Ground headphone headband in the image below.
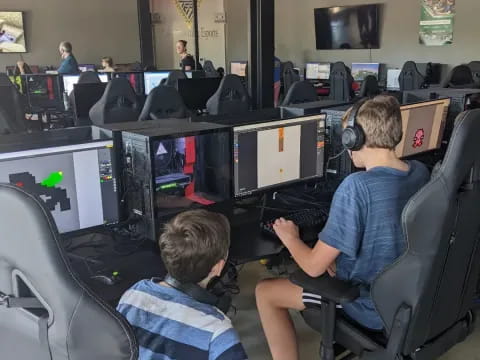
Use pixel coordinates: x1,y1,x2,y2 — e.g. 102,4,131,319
347,98,369,128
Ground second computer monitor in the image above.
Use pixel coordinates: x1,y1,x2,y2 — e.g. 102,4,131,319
233,115,326,197
230,61,248,77
144,71,171,95
351,63,380,81
305,62,331,81
62,73,109,94
396,98,451,158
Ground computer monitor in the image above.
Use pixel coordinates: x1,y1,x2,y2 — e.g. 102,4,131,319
351,63,380,81
230,61,248,77
305,62,331,81
233,115,326,197
185,71,193,79
387,69,402,91
0,140,120,234
62,74,109,94
112,72,145,95
396,98,451,158
23,74,63,110
79,64,96,72
144,71,170,95
178,78,222,111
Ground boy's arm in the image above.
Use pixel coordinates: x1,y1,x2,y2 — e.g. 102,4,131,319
274,219,340,277
209,327,248,360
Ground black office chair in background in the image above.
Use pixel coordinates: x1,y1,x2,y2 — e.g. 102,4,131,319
442,64,476,88
282,81,318,106
0,184,138,360
290,109,480,360
282,61,301,96
398,61,425,92
358,75,380,98
161,70,187,88
139,86,189,120
329,62,354,102
78,71,102,84
89,77,140,125
206,74,250,116
467,61,480,87
0,73,28,134
203,60,219,78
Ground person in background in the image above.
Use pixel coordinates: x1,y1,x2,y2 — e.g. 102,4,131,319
15,60,32,75
274,56,282,107
57,41,79,74
176,40,202,71
100,56,115,72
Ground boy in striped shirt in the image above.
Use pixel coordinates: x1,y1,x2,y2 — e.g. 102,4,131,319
117,210,248,360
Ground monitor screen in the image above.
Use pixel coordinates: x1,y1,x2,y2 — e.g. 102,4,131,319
0,141,120,234
24,75,63,109
152,131,231,218
396,99,451,158
387,69,401,90
0,12,26,53
185,71,193,79
314,5,380,50
144,71,170,95
351,63,380,81
305,62,331,80
79,64,96,72
230,62,248,77
63,74,109,94
233,115,326,197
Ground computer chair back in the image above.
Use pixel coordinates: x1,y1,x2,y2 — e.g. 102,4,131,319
467,61,480,87
442,64,476,89
139,85,189,120
161,70,187,88
398,61,425,92
282,80,318,106
0,184,138,360
89,77,140,125
329,61,354,102
291,109,480,360
206,74,250,116
0,73,28,134
358,75,380,98
78,71,102,84
282,61,300,95
203,60,219,78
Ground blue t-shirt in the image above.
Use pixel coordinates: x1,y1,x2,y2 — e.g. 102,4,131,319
319,161,430,330
117,279,248,360
57,54,79,74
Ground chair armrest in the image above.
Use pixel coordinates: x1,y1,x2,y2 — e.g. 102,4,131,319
289,270,360,305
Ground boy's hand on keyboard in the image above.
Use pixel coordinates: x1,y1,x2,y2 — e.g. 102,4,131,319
273,218,300,246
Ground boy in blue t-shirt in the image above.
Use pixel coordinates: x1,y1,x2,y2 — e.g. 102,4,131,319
256,96,430,360
117,210,248,360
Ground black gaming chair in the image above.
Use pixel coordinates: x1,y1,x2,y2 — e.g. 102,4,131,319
161,70,187,88
0,184,138,360
282,61,301,96
357,75,380,98
139,85,189,120
0,73,28,134
442,64,476,89
398,61,425,92
282,81,318,106
329,62,354,102
206,74,250,116
467,61,480,87
203,60,219,78
89,78,140,125
290,109,480,360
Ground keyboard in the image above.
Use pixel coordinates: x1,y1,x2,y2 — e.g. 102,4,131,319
260,209,328,242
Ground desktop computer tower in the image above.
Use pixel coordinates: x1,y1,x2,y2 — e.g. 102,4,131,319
280,100,351,119
121,123,231,241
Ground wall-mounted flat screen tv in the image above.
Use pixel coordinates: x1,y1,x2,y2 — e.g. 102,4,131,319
314,5,380,50
0,12,26,53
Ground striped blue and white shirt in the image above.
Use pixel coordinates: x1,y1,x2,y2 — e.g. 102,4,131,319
117,279,248,360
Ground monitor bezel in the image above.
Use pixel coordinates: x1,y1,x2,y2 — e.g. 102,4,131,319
305,62,331,81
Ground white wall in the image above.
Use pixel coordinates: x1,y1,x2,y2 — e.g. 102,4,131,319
275,0,480,72
0,0,140,72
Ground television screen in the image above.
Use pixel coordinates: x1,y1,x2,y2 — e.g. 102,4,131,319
0,12,26,53
314,5,380,50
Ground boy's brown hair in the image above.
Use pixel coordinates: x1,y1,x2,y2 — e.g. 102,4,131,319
343,95,403,150
159,210,230,284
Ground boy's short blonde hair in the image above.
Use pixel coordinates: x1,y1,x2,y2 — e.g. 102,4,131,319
343,95,403,150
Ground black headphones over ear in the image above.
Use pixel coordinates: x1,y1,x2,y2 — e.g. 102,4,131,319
164,274,232,314
342,98,368,151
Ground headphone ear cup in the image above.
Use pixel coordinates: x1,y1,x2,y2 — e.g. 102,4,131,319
342,126,365,151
